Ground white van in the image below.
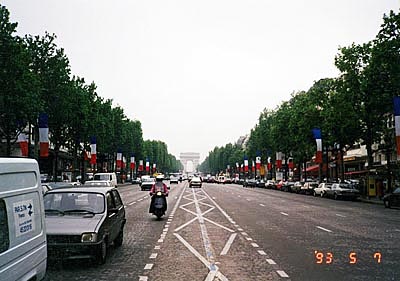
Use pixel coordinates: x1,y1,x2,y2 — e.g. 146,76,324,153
0,158,47,281
93,172,118,187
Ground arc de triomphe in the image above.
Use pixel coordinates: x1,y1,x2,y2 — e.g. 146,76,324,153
180,152,200,173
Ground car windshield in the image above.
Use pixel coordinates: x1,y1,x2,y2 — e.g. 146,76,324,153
94,174,110,181
44,192,105,214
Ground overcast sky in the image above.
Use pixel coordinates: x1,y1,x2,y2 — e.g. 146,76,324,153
4,0,400,161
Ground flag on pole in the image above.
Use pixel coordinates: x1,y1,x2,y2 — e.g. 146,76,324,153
267,157,272,170
240,164,243,173
152,163,156,173
90,136,97,165
39,113,49,157
256,156,261,171
312,128,323,163
146,158,150,172
394,97,400,156
251,160,255,172
122,156,126,169
276,152,282,169
130,155,136,170
17,132,29,157
244,157,249,172
116,149,122,169
288,158,294,170
139,160,143,171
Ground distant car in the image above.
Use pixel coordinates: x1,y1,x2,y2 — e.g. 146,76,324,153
84,180,112,187
301,182,319,195
170,175,179,184
189,176,202,188
41,173,51,183
44,186,126,264
265,180,276,189
141,177,155,191
314,183,332,197
131,177,141,184
94,173,117,187
47,182,81,190
383,187,400,208
292,181,304,193
282,181,295,192
243,178,257,187
276,180,285,190
326,183,360,200
257,179,265,188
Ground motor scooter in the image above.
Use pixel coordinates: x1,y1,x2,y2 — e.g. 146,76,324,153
151,191,167,219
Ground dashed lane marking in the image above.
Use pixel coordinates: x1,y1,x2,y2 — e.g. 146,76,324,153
258,250,267,256
259,204,265,207
144,264,153,270
316,226,333,233
251,243,259,248
245,237,253,241
154,245,161,250
280,212,289,216
139,276,148,281
150,253,158,259
277,270,289,278
266,259,276,265
129,202,136,205
335,214,346,218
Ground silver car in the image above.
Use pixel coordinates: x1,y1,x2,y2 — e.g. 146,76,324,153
326,183,360,200
44,187,126,264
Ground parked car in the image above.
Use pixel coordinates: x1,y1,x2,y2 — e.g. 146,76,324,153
140,177,155,191
0,158,47,281
292,181,304,193
265,180,276,189
44,186,126,264
243,178,258,187
314,183,333,197
282,181,295,192
326,183,360,200
276,180,285,190
383,187,400,208
257,179,266,188
131,177,141,184
301,182,319,195
189,176,202,188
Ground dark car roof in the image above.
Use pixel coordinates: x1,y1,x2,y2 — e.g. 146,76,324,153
45,186,116,195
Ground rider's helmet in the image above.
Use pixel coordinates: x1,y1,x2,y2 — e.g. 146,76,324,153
156,174,164,182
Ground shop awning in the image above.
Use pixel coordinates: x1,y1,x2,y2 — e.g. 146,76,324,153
344,170,368,175
304,165,319,172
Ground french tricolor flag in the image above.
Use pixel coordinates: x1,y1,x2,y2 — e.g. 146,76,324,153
313,128,322,163
116,149,123,169
146,158,150,172
39,113,49,157
276,152,282,169
153,163,156,173
130,155,135,170
394,97,400,157
256,156,261,171
267,157,272,170
139,160,143,171
251,160,255,172
18,132,29,157
90,136,97,165
244,157,249,172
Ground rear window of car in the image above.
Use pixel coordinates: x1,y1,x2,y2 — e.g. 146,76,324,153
0,199,10,253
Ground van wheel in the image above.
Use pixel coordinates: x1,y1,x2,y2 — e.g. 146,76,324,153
96,239,107,265
334,193,338,200
114,229,123,247
313,191,317,197
384,200,391,208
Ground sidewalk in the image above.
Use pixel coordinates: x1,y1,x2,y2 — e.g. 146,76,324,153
359,196,384,205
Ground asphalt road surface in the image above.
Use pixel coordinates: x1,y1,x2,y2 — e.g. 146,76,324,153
45,181,400,281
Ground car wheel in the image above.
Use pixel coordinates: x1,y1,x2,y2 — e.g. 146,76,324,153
384,200,391,208
114,229,124,247
313,191,317,197
334,193,338,200
96,239,107,265
320,191,324,198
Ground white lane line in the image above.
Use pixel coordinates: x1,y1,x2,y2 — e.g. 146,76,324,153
203,218,235,232
129,202,136,205
259,204,265,207
174,217,197,232
144,264,153,270
395,229,400,232
124,205,127,208
266,259,276,265
158,239,164,243
150,253,158,259
241,232,248,236
220,233,238,255
246,198,251,201
238,195,241,197
335,214,346,218
139,276,148,281
277,270,289,278
280,212,289,216
316,226,333,233
154,245,161,250
251,243,259,248
238,228,243,231
138,198,143,202
212,197,216,199
175,196,178,199
258,250,267,256
245,237,253,241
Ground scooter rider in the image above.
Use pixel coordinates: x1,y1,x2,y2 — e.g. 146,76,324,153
149,174,169,213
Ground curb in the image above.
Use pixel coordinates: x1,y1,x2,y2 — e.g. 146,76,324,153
359,197,384,205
